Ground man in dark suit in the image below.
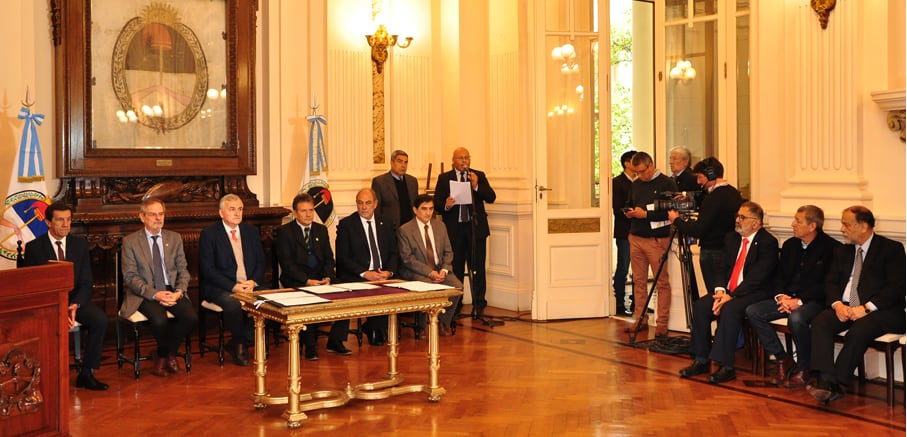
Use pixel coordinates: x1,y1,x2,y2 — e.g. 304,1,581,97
275,192,342,359
398,194,463,338
433,147,496,322
679,201,778,384
24,202,108,390
807,206,906,404
745,205,841,387
668,146,699,192
335,188,400,346
372,149,419,229
198,194,266,366
121,198,197,377
612,150,636,316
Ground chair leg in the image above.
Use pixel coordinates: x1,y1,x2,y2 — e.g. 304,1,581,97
217,314,225,367
885,344,895,407
116,319,125,369
132,323,141,379
198,305,208,358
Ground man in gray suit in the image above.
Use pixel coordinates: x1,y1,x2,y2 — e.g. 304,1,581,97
121,198,197,377
372,149,419,229
397,194,462,337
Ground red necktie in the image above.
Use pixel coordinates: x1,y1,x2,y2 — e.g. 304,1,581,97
728,237,748,292
230,229,238,241
55,240,65,261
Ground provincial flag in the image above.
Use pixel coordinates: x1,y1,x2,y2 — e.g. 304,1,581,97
299,110,336,226
1,106,50,265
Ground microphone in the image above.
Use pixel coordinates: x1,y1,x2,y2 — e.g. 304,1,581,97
464,166,470,177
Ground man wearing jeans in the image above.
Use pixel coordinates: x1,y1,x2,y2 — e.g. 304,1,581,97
611,150,636,315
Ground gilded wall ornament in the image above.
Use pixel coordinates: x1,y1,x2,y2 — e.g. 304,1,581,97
810,0,836,30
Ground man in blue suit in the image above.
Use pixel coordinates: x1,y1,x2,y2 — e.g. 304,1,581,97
198,194,266,366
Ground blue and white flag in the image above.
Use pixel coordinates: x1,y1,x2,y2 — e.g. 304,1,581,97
299,111,336,226
1,106,50,265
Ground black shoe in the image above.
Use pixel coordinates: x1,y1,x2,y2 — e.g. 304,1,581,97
807,380,845,404
365,327,385,346
226,343,249,367
450,321,457,335
304,350,320,361
708,366,736,384
326,341,352,355
615,306,631,316
679,360,710,378
76,372,109,391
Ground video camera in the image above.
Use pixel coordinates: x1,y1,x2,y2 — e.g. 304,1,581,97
652,191,699,213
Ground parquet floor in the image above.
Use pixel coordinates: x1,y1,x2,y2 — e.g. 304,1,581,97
69,309,905,436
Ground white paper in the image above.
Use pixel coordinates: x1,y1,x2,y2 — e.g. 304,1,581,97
298,285,348,294
384,281,455,292
449,180,473,205
333,282,379,291
262,292,331,306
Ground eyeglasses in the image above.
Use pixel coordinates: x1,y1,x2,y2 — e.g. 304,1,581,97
633,164,650,173
736,214,758,221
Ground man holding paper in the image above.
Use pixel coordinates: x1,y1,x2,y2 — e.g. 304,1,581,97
433,147,497,325
275,192,344,359
398,194,463,338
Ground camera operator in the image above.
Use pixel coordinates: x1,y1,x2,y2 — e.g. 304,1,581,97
623,151,677,337
667,157,743,296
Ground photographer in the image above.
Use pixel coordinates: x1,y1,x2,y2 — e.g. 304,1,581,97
667,157,742,295
624,152,677,337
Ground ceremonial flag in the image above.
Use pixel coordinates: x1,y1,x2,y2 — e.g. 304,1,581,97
299,110,336,226
1,106,50,266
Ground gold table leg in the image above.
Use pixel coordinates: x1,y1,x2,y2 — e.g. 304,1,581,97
426,308,446,401
281,325,307,428
251,315,269,408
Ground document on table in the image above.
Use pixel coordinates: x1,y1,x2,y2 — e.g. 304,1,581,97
332,282,379,291
261,291,331,307
449,180,473,205
298,284,349,294
384,281,455,292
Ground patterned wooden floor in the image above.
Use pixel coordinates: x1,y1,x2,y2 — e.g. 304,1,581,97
69,310,905,436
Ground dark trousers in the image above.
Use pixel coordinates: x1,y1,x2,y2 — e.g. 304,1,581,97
698,247,724,296
451,222,488,314
689,292,764,367
207,291,253,345
75,301,108,370
302,321,349,349
138,298,198,357
613,238,631,310
810,308,905,384
745,299,824,367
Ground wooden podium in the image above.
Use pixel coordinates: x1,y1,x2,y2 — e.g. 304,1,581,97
0,263,73,436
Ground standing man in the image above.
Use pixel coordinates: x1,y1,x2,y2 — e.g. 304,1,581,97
624,151,677,337
745,205,840,387
372,149,419,229
335,188,400,346
24,202,108,390
668,158,743,296
668,146,699,192
612,150,636,316
397,194,463,338
807,206,906,404
275,192,342,359
679,201,778,384
121,198,197,377
198,194,266,366
433,147,497,322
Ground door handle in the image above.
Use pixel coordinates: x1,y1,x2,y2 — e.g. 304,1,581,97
537,185,553,199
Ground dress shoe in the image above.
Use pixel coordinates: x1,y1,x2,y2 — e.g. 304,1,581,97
76,372,109,391
770,356,795,385
679,360,710,378
165,355,180,374
304,349,320,361
708,366,736,384
151,356,169,377
783,368,807,388
439,324,453,337
326,341,352,356
807,380,845,404
226,343,250,367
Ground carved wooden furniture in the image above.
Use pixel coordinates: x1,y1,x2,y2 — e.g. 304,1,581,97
0,263,73,436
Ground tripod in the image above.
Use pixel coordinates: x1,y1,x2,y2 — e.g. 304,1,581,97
627,222,698,345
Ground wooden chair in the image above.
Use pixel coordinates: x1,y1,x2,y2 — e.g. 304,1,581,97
198,300,226,366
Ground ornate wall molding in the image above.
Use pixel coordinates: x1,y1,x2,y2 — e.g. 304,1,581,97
871,89,906,143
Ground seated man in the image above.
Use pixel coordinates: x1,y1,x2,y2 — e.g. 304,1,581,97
745,205,840,387
807,206,906,404
121,198,197,377
198,194,266,366
397,194,463,338
275,193,342,359
679,201,778,384
24,202,109,390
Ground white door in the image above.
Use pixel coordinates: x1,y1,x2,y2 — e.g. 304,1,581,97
532,0,656,321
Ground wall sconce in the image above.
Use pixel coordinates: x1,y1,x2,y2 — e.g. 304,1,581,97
669,60,696,82
551,43,578,74
366,24,412,74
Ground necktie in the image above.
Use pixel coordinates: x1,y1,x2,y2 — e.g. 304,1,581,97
303,227,311,252
151,235,166,291
229,229,247,282
459,172,470,222
728,237,748,292
55,240,65,261
847,247,863,306
367,220,381,270
424,224,436,268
